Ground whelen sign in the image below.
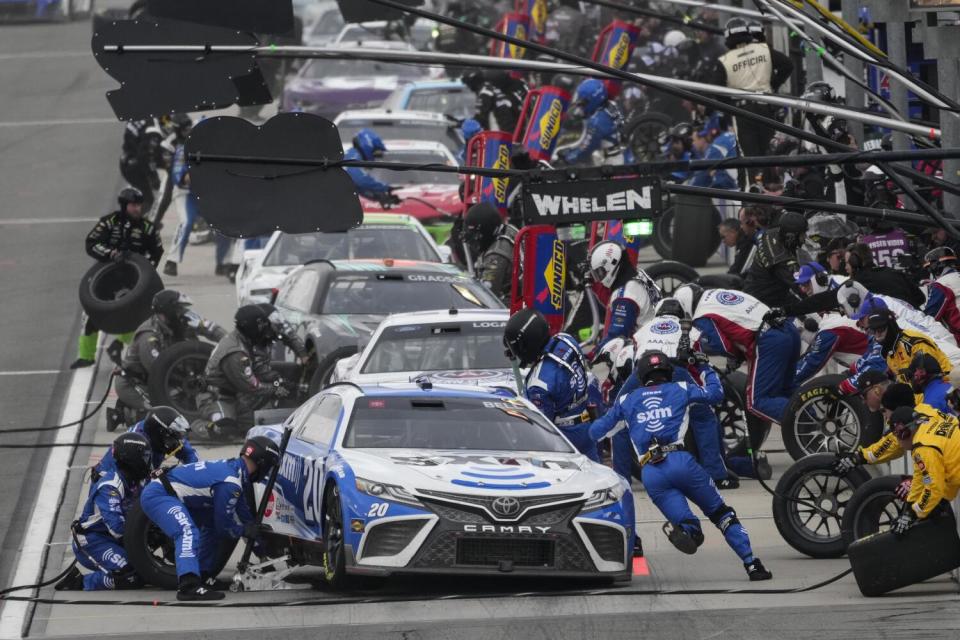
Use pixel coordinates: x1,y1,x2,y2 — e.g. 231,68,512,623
522,176,661,224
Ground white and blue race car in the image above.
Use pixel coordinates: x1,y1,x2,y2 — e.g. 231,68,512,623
249,383,635,587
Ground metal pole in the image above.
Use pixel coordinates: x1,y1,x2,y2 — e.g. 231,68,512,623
885,21,911,152
840,0,865,143
941,56,960,217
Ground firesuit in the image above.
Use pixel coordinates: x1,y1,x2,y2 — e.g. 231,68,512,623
600,269,661,347
587,363,762,567
924,266,960,344
139,458,255,579
558,79,626,166
682,288,801,423
94,418,199,479
344,129,394,202
615,315,730,483
795,313,867,384
119,119,163,214
525,333,602,461
71,470,144,591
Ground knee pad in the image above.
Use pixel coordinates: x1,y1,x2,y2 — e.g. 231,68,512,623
707,504,740,534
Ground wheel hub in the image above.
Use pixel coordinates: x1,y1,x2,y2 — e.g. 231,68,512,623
817,492,838,516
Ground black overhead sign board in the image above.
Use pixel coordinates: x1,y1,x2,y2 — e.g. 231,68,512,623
521,176,662,225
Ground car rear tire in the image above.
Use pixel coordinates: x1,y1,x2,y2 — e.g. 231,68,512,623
642,260,699,296
147,341,214,422
781,374,880,461
840,475,904,548
78,253,164,334
772,453,873,558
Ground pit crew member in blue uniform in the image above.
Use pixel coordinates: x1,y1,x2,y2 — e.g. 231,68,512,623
56,433,154,591
503,309,601,461
139,436,280,601
588,350,773,580
94,406,198,481
557,79,626,166
344,129,398,205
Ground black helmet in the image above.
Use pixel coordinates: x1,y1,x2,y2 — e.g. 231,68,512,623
118,186,144,210
777,211,808,251
112,432,153,482
888,406,921,438
655,298,685,319
142,406,190,458
881,382,916,412
908,352,943,391
724,17,757,48
662,121,693,143
924,246,957,278
801,81,838,104
503,308,551,368
463,202,503,255
241,435,282,483
235,304,277,345
634,350,673,386
152,289,193,330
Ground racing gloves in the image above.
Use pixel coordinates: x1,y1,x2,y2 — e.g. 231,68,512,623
832,450,865,476
891,508,917,536
894,476,912,501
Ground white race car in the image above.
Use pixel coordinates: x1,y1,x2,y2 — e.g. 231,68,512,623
331,309,519,393
235,213,449,305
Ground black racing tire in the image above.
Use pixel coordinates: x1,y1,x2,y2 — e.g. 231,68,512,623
147,341,214,421
642,260,699,296
718,370,748,456
322,483,349,589
624,112,672,163
78,253,164,334
696,274,744,290
652,195,722,267
309,345,360,395
781,374,881,461
840,475,904,548
123,502,234,589
772,453,873,558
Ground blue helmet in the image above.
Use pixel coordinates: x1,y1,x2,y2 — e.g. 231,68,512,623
353,128,386,161
573,79,607,117
461,118,482,142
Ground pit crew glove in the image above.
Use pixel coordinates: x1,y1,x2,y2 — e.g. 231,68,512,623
272,378,291,398
802,317,820,333
892,508,916,537
832,450,865,476
894,477,913,501
378,191,401,207
762,307,786,328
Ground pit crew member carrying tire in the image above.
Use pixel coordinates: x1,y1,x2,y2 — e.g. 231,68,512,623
109,290,226,431
503,308,602,461
71,187,163,370
587,350,773,581
138,436,279,601
197,303,307,438
55,433,154,592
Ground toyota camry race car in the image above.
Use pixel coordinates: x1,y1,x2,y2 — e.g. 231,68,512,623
330,308,518,392
250,383,635,586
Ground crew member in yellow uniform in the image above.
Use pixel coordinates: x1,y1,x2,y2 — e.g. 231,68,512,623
859,303,952,386
888,405,960,534
833,382,918,480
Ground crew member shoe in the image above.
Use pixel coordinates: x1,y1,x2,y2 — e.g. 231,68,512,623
754,453,773,481
105,407,123,433
54,566,84,591
662,522,699,555
745,559,773,581
202,575,233,591
716,474,740,490
177,575,225,601
163,260,178,277
69,358,95,370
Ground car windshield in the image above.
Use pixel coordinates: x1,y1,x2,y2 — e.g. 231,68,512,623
308,10,344,38
301,58,425,80
361,321,511,373
368,150,459,186
263,227,438,266
405,88,475,120
321,273,501,314
337,120,462,154
343,396,574,452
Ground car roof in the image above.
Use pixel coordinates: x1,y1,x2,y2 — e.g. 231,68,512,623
377,308,509,326
334,109,450,124
353,382,512,400
303,259,464,275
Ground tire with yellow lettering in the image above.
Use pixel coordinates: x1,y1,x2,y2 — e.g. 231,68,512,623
781,374,880,461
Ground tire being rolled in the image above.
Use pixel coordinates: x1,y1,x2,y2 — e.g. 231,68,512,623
840,475,904,548
78,254,163,334
147,341,214,422
772,453,872,558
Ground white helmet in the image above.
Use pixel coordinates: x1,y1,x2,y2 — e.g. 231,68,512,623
589,241,623,288
673,283,703,319
837,280,869,318
663,30,688,49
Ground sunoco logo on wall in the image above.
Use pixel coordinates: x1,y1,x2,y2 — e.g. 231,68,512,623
522,176,661,225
